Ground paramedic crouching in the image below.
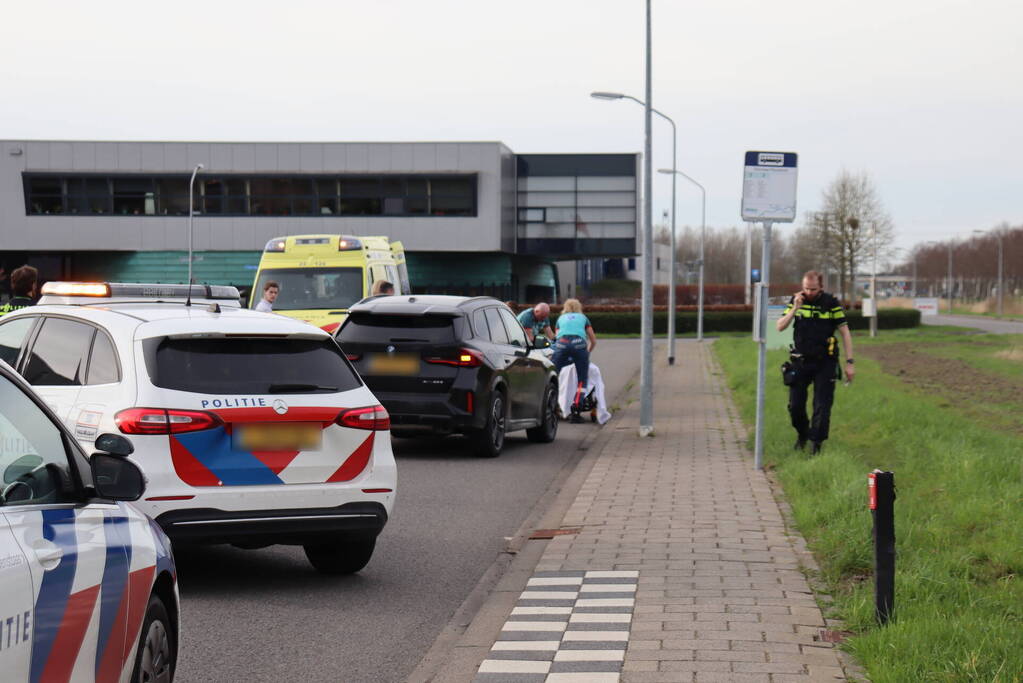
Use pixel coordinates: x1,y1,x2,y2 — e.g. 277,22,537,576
776,270,855,455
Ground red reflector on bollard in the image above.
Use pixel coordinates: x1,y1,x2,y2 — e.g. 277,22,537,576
868,471,877,510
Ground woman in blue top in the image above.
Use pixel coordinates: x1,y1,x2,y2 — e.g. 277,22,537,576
552,299,597,411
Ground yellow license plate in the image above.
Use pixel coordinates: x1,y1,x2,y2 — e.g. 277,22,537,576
234,423,322,451
368,353,419,375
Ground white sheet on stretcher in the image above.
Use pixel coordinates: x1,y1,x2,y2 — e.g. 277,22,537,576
557,362,612,425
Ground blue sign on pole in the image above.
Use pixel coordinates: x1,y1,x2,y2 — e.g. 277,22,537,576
750,268,761,283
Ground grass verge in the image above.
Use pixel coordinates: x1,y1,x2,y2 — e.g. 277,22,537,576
713,329,1023,682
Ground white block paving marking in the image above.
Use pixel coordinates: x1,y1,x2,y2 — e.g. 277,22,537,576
574,598,634,607
578,584,636,592
492,641,562,651
478,660,551,674
519,591,579,600
474,571,638,682
527,577,584,586
501,621,568,632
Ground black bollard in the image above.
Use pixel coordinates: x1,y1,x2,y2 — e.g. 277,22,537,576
869,470,896,624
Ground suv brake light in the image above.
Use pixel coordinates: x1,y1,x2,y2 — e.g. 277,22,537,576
116,408,223,435
336,405,390,431
424,348,484,368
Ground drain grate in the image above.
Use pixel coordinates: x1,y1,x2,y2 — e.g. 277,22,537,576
529,528,582,540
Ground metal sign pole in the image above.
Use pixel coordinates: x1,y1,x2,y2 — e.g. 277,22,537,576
754,221,772,470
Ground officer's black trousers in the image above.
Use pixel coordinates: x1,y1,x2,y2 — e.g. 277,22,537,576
788,358,837,444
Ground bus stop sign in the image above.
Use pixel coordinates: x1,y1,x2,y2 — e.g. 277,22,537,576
741,152,798,223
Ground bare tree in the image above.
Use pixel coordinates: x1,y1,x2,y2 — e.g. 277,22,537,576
814,171,897,302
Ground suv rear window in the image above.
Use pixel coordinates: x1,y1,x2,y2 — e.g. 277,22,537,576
143,337,361,394
338,313,458,344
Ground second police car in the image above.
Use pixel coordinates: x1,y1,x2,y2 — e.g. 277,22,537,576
0,359,178,683
0,282,397,575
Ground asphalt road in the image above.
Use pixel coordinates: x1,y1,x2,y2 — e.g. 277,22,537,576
922,313,1023,334
173,339,642,683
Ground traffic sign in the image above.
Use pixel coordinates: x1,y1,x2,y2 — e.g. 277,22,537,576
741,151,798,222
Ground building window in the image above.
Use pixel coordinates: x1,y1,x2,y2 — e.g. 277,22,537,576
23,172,478,218
628,258,636,271
518,208,545,223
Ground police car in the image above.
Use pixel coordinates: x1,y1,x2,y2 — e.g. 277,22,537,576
0,359,178,683
0,282,397,575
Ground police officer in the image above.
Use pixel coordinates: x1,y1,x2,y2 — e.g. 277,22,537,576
776,270,855,455
0,265,38,317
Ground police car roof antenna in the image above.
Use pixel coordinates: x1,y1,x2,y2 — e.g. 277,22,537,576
186,163,205,308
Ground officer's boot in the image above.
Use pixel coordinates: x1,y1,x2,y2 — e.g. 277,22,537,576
811,441,822,456
793,434,808,451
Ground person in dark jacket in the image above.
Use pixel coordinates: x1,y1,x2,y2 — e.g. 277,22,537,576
776,270,855,455
0,265,38,317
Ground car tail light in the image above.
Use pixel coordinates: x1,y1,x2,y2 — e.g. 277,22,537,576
466,391,474,414
336,405,390,431
424,348,484,368
116,408,223,435
345,352,362,361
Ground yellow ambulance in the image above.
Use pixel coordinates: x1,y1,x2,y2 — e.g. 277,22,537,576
250,234,409,332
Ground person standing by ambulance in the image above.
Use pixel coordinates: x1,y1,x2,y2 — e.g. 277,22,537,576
776,270,855,455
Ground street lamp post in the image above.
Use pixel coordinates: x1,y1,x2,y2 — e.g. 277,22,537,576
187,163,205,292
869,221,878,338
591,90,678,364
974,229,1005,317
659,169,706,341
947,240,954,314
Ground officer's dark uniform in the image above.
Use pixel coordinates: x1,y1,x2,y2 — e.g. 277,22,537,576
785,291,846,448
0,296,34,317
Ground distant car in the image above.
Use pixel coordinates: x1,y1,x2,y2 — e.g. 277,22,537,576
0,359,178,683
0,282,397,575
335,295,559,457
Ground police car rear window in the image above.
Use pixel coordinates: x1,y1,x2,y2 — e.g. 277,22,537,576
143,337,362,394
337,313,458,344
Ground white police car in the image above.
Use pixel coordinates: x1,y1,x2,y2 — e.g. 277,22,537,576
0,359,178,683
0,282,397,575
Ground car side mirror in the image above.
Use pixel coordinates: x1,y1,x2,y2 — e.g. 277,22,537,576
95,433,134,457
531,337,551,350
90,454,146,501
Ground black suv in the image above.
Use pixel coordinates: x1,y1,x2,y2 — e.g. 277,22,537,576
335,295,559,457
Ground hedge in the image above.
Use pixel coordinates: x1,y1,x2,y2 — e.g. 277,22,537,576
561,308,921,335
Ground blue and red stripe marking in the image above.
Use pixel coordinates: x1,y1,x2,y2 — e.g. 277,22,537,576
94,513,132,681
170,407,375,486
29,508,82,683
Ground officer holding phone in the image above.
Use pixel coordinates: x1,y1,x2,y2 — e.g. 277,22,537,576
776,270,855,455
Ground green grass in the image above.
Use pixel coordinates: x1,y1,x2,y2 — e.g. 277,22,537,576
599,330,750,339
950,305,1023,322
713,330,1023,682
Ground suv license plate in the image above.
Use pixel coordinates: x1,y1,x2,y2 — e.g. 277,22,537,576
368,353,419,375
234,423,322,451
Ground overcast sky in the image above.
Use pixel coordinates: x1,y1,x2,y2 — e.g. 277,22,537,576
3,0,1020,254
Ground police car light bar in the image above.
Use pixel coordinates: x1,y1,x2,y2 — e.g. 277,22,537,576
264,238,286,252
338,237,362,251
41,282,111,297
40,282,241,304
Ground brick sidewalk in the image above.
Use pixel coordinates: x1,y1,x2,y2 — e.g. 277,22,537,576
471,340,852,683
